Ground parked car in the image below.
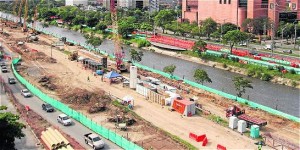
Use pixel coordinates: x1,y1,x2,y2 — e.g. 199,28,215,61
57,114,72,126
42,103,54,112
283,49,292,54
0,62,6,67
21,89,32,97
84,133,105,149
8,77,16,84
1,66,8,73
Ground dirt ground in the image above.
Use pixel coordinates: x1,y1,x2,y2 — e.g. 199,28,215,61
2,26,299,149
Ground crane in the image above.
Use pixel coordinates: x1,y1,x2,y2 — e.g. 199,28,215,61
22,0,28,32
110,0,126,71
17,0,25,25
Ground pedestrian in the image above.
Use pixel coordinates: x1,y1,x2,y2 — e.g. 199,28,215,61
87,76,90,82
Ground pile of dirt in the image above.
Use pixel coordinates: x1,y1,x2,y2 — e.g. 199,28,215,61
28,52,57,63
38,76,57,91
60,88,111,112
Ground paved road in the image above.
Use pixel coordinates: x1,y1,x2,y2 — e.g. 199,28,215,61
0,84,42,150
0,59,121,150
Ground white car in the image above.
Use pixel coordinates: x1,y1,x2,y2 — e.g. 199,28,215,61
21,89,32,97
57,114,72,126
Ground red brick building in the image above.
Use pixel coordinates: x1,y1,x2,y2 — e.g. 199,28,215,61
182,0,299,29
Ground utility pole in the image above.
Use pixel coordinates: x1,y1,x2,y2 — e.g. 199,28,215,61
294,22,297,49
271,1,277,56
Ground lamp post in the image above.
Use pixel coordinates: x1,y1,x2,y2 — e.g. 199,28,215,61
281,26,287,46
294,21,298,49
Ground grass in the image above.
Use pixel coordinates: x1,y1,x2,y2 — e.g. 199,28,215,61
111,100,197,150
63,50,71,55
206,114,228,127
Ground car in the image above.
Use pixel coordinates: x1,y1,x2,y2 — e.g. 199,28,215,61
8,77,16,84
57,114,72,126
21,89,32,97
1,66,8,73
42,103,54,112
84,133,105,149
283,49,292,54
0,62,6,67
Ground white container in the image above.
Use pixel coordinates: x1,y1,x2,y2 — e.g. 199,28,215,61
238,120,247,133
229,116,238,129
130,66,137,89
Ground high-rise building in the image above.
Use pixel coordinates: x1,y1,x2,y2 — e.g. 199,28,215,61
182,0,299,29
65,0,88,6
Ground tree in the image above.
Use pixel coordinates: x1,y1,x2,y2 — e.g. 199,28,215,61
140,22,153,32
200,17,217,39
0,105,25,149
192,39,207,57
95,21,107,31
232,76,253,97
223,30,248,54
118,17,135,38
163,65,176,77
85,32,102,49
220,23,237,35
154,9,176,33
129,49,144,62
194,69,212,85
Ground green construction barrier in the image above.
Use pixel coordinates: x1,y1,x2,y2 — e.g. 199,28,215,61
11,58,143,150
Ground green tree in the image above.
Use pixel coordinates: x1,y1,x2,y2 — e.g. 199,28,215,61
220,23,237,35
200,17,217,39
154,9,176,33
140,22,153,32
95,21,107,31
223,30,248,54
163,65,176,77
118,17,135,38
0,105,25,149
192,39,207,57
129,49,144,62
194,69,212,85
232,76,253,97
85,33,102,49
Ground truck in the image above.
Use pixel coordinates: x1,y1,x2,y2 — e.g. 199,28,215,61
84,133,105,150
226,105,267,127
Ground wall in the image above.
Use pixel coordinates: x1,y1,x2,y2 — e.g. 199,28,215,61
247,0,268,19
197,0,241,26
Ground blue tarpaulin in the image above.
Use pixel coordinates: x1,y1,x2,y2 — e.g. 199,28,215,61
105,71,122,79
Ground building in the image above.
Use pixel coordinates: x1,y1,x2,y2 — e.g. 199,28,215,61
102,0,156,10
65,0,88,6
182,0,299,29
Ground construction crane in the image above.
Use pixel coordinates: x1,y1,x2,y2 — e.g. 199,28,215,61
22,0,28,32
17,0,25,25
110,0,126,72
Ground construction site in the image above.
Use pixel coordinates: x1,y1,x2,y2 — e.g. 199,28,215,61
0,0,299,150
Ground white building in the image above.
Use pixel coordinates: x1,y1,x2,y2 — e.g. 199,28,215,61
102,0,158,10
65,0,88,6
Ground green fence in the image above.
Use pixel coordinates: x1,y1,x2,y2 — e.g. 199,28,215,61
34,27,300,122
11,58,143,150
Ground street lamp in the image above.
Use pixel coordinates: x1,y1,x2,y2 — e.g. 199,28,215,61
281,26,287,46
293,21,298,49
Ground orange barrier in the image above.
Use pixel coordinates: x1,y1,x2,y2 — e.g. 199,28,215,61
202,137,208,146
217,144,227,150
25,105,30,111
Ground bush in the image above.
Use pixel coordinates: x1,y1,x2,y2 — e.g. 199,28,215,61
291,81,298,87
261,73,272,81
289,69,296,74
277,66,285,72
267,65,274,70
49,20,57,26
247,69,256,77
222,63,227,68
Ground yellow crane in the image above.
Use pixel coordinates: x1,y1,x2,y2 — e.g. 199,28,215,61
17,0,25,25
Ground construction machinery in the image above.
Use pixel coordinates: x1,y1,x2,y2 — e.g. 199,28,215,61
226,105,267,127
110,0,127,72
21,0,28,32
68,51,78,61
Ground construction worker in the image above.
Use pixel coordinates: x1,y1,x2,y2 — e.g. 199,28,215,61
87,76,90,82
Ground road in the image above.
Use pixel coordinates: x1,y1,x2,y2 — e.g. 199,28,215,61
0,82,42,150
0,58,121,149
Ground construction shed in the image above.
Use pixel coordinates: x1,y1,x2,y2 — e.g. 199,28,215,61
172,99,196,116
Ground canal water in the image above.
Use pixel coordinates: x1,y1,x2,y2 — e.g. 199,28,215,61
1,12,299,117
